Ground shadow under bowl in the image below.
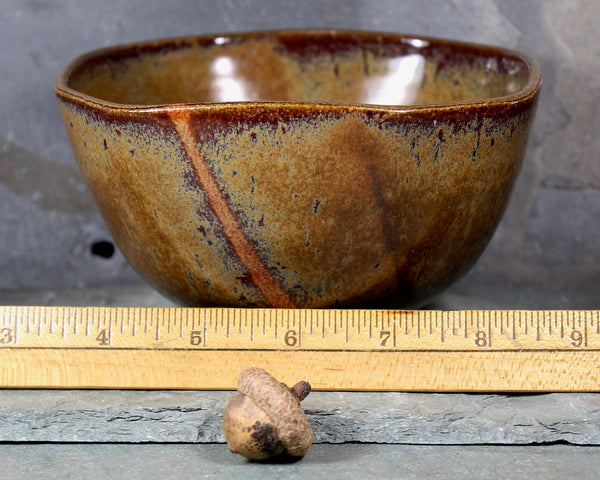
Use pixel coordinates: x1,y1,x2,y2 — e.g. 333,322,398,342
55,30,542,308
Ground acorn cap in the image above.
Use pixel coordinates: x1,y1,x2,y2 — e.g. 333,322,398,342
237,367,313,457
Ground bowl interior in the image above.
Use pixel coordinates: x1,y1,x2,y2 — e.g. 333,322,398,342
65,31,531,107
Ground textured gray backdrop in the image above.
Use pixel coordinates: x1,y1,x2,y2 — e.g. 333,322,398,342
1,0,598,307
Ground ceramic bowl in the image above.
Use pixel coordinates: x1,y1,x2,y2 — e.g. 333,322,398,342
56,30,541,308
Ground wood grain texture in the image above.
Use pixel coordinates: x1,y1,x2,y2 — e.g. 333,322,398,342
2,349,600,391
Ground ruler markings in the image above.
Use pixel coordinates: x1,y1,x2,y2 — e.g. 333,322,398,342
1,307,599,390
512,313,516,341
154,310,159,342
106,308,112,346
6,346,600,353
48,307,54,335
199,310,208,347
33,307,39,337
333,310,337,335
73,307,83,337
132,309,137,337
249,309,254,342
298,309,302,348
41,307,46,334
12,307,18,346
529,313,533,331
488,311,492,348
84,308,89,338
119,309,125,335
345,310,349,343
8,307,14,345
180,308,187,332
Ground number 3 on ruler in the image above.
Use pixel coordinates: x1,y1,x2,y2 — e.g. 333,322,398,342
0,328,13,344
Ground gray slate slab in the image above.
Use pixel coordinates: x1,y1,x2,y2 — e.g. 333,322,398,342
2,390,600,445
3,443,600,480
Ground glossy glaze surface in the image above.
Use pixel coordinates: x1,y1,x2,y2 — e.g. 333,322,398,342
56,31,541,308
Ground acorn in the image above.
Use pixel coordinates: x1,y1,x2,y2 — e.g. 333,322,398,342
222,367,313,460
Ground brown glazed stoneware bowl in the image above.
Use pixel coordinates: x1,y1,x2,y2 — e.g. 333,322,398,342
56,30,541,308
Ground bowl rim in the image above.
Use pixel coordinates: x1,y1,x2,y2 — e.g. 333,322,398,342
55,29,542,114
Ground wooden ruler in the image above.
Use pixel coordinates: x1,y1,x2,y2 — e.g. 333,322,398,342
0,306,599,391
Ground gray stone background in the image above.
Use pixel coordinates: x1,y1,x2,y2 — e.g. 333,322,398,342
0,0,598,308
1,2,599,476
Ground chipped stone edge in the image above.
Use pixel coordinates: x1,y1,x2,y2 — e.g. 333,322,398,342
1,391,599,445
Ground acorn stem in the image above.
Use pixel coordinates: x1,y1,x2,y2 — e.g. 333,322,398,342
290,380,311,401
